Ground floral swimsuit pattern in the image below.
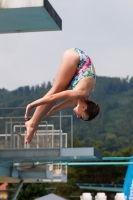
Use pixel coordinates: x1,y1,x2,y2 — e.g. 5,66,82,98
71,48,96,90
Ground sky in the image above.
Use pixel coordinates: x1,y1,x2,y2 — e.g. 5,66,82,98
0,0,133,91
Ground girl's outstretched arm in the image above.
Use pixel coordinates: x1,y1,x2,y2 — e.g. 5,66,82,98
42,99,77,120
24,89,85,120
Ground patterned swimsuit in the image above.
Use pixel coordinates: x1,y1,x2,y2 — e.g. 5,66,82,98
71,48,96,91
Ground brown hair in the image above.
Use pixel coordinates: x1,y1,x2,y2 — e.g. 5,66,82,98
84,100,100,121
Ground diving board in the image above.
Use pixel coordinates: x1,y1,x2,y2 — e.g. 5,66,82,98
0,0,62,34
75,183,123,193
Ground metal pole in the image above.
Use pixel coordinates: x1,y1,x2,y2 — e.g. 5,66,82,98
10,117,13,149
45,121,48,148
19,122,22,149
59,111,62,149
103,157,132,160
52,125,54,148
37,131,39,148
11,180,24,200
41,121,48,148
71,116,73,148
56,162,133,166
5,122,8,148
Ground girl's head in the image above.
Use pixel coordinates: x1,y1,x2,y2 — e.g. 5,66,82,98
73,99,100,121
84,99,100,121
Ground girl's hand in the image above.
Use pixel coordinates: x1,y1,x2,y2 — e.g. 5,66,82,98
24,104,32,121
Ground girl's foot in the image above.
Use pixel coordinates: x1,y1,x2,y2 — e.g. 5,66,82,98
25,120,36,144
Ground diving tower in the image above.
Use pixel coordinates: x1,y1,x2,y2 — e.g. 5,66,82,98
0,115,102,185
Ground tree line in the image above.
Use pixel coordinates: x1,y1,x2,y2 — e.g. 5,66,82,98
1,76,132,151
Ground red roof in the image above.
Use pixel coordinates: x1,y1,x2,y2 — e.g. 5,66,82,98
0,183,8,190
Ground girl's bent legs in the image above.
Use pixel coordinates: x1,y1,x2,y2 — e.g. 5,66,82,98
25,49,80,144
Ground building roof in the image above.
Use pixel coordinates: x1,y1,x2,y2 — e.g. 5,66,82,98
35,193,67,200
0,183,8,190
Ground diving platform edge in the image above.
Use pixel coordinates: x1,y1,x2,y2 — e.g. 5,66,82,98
0,147,102,162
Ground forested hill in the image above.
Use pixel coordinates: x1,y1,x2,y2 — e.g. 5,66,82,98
0,76,133,152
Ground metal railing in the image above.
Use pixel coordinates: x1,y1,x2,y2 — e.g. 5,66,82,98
0,109,73,149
